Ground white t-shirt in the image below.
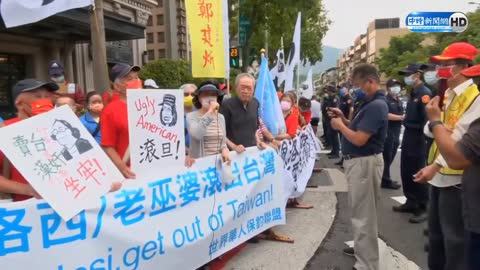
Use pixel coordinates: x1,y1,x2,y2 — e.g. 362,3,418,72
311,100,321,118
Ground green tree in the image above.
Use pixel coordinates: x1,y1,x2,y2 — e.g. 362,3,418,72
237,0,330,70
140,59,206,88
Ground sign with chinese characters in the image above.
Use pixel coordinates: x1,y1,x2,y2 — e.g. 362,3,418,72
0,106,123,221
278,125,322,198
185,0,226,78
0,148,287,270
127,90,185,179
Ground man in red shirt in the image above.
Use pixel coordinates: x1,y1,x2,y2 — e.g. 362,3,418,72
101,63,142,179
0,79,58,201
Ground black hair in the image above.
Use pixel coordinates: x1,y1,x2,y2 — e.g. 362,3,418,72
51,119,81,140
85,91,102,106
298,97,312,110
192,80,222,109
352,63,380,82
454,58,474,67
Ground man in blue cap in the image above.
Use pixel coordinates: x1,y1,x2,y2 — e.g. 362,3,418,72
48,60,85,109
394,64,432,223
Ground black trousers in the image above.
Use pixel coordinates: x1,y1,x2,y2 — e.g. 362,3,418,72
467,231,480,270
400,128,428,206
381,127,401,185
326,122,339,155
428,186,466,270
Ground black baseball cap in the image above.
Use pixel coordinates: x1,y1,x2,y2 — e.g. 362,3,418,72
12,79,59,101
386,78,402,88
109,63,141,82
194,83,223,96
398,64,423,75
419,63,437,71
48,60,64,76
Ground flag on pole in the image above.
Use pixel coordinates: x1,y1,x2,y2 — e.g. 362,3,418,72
284,12,301,92
301,68,314,99
255,56,286,136
270,37,286,87
1,0,94,28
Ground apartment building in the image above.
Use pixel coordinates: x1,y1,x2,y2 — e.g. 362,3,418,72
146,0,190,61
337,18,409,84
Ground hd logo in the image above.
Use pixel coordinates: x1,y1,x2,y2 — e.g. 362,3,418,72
406,12,469,33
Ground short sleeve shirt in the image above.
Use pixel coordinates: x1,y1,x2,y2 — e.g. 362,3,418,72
100,99,129,159
219,97,259,147
341,91,389,156
456,118,480,233
386,93,404,129
404,84,432,130
339,95,353,117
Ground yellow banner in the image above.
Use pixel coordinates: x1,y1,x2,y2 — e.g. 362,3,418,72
185,0,226,78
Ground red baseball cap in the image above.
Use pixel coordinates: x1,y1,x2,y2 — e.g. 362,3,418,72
430,42,478,62
460,65,480,78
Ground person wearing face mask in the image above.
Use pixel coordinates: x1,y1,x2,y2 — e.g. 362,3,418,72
101,63,141,179
0,79,57,201
277,92,300,139
413,42,479,270
421,63,440,96
335,84,354,166
80,91,104,144
394,63,432,223
381,79,404,190
48,60,85,110
325,84,341,159
352,87,366,120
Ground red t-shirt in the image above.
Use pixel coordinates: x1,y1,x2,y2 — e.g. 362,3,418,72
0,117,32,201
301,110,312,123
103,91,120,105
285,108,300,138
101,99,129,159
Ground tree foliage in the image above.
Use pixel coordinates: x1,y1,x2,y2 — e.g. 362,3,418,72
237,0,330,67
139,59,204,88
376,11,480,79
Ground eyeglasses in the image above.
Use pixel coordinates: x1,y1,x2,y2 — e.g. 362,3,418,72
51,126,67,136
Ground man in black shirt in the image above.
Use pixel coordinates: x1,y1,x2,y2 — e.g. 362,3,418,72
381,79,404,189
394,64,432,223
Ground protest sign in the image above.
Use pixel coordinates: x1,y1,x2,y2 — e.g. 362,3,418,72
278,125,321,198
185,0,226,78
127,90,185,179
0,106,124,221
0,147,287,270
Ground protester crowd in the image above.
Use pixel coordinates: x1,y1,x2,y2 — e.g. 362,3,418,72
1,42,480,270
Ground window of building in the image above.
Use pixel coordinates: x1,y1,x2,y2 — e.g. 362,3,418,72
147,33,154,43
147,16,152,26
148,50,154,60
157,32,165,43
158,49,166,58
157,15,164,25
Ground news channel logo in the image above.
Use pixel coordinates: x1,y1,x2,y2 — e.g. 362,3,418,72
406,12,468,33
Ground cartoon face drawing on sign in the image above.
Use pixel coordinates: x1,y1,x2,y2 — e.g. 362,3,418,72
51,119,93,161
159,94,178,127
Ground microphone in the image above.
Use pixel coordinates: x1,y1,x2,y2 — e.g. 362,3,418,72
209,100,219,112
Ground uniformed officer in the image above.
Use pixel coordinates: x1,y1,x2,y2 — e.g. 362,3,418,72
325,84,340,158
381,79,404,189
394,64,432,223
321,91,330,146
335,83,354,165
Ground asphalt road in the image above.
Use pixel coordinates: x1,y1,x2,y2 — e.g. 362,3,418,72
305,151,428,270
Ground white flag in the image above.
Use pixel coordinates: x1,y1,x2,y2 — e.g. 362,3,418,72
284,12,301,92
270,37,286,87
1,0,94,28
301,68,314,99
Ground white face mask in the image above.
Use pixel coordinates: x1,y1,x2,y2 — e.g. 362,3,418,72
200,96,216,108
390,86,401,95
404,75,415,86
424,71,439,85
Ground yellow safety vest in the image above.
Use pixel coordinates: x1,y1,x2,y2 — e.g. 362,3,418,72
428,84,480,175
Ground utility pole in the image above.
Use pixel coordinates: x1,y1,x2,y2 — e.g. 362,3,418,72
90,0,110,94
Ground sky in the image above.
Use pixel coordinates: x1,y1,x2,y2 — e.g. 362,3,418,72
322,0,478,49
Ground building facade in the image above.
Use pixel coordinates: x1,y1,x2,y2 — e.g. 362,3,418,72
0,0,157,119
337,18,410,84
146,0,190,61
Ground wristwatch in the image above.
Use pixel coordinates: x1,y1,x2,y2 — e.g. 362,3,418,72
428,120,443,132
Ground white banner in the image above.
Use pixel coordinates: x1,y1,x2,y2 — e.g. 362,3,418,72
0,106,123,221
1,0,94,28
0,147,287,270
127,90,185,179
278,125,321,198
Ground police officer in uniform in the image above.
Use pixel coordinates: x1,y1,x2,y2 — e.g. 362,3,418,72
394,64,432,223
335,83,353,165
381,79,404,189
321,90,330,146
325,84,340,158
